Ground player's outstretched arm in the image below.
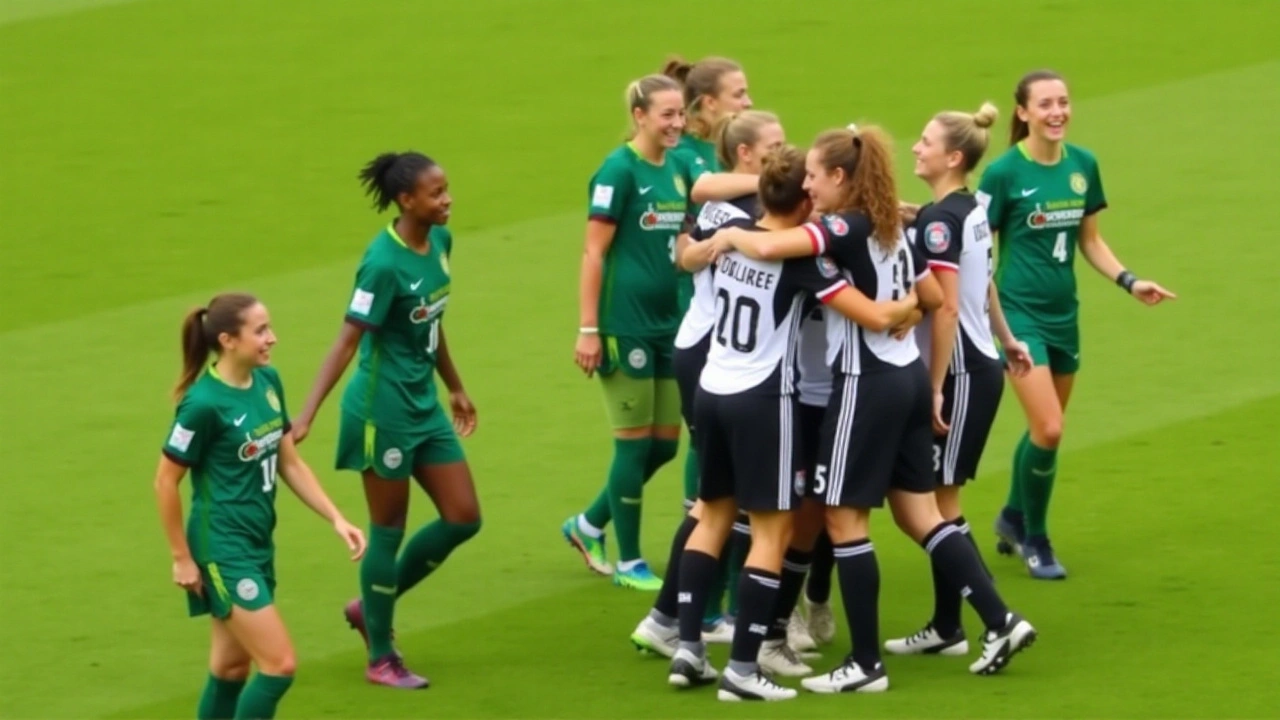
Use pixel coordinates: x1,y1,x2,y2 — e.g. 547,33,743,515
1078,216,1176,305
678,232,718,272
293,323,363,442
690,172,758,204
276,434,366,560
154,456,201,597
711,226,815,261
825,285,919,333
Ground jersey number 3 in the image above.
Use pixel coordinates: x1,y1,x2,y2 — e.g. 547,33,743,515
714,289,761,352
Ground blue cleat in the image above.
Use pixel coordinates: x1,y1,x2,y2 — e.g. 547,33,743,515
1022,537,1067,580
994,514,1025,557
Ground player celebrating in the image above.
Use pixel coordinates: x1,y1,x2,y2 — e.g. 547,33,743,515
981,71,1175,579
883,104,1034,656
155,293,366,720
292,152,483,688
631,109,784,652
712,126,1036,692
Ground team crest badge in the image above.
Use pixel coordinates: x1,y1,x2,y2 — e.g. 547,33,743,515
383,448,403,470
924,222,951,253
628,348,647,370
236,578,259,601
1070,172,1088,195
265,387,281,412
673,175,687,198
816,255,839,279
793,470,806,497
822,214,849,236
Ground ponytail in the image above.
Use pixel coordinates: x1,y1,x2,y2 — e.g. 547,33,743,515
176,307,211,401
812,125,901,250
173,293,261,401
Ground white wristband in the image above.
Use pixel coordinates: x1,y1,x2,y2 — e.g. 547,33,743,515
579,326,599,335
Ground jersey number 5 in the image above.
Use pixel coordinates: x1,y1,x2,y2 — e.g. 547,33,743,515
260,455,278,493
714,289,761,352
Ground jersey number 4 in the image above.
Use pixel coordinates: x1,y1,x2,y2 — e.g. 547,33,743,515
1052,231,1069,263
259,455,278,493
714,289,761,352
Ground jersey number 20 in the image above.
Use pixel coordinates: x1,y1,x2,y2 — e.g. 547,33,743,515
714,289,760,352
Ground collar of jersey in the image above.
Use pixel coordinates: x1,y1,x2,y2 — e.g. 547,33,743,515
1016,140,1068,166
207,362,253,390
626,141,665,167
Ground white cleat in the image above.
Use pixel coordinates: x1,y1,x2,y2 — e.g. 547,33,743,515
702,618,734,644
787,609,819,652
758,638,813,677
970,613,1037,675
630,616,678,658
717,668,798,702
801,658,890,694
668,648,718,688
805,599,836,645
884,624,970,656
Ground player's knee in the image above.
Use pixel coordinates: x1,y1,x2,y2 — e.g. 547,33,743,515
210,661,251,683
445,517,482,542
648,437,679,467
258,647,297,677
1030,418,1064,448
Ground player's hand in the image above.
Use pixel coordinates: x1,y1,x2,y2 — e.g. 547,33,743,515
1003,340,1034,378
932,388,950,435
575,333,603,378
709,226,744,254
890,309,924,340
291,414,312,444
899,201,921,224
450,390,478,437
1130,279,1176,306
332,517,367,561
173,556,202,597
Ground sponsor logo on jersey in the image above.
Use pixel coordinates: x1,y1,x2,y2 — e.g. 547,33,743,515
628,348,647,369
924,221,951,252
822,214,849,236
383,448,403,470
1026,202,1085,230
1069,172,1088,195
409,296,448,325
238,427,284,463
673,175,687,198
638,202,686,231
236,578,259,601
816,255,840,279
264,387,281,412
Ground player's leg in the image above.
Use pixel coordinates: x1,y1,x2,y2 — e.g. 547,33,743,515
219,604,296,719
632,499,702,657
1007,361,1069,579
803,530,835,644
793,401,833,648
199,620,250,720
995,327,1051,557
615,367,681,590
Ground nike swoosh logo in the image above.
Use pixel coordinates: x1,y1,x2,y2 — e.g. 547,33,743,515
638,186,653,195
1020,188,1038,197
233,414,247,426
409,279,424,291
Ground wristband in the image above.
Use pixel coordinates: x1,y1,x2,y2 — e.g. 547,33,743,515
579,327,599,335
1115,270,1137,293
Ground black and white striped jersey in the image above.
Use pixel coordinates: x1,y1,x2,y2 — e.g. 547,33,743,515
675,194,759,350
801,211,932,375
699,226,848,396
907,191,1000,373
796,306,832,407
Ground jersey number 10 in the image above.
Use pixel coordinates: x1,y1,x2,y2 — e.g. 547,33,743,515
260,455,278,493
714,288,761,353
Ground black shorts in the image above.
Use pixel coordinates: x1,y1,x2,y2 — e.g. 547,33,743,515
694,388,800,513
673,333,712,436
813,361,934,508
935,361,1004,487
797,401,826,489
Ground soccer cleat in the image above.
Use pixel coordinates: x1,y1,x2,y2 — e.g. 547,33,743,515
970,613,1036,675
613,560,662,591
787,609,819,652
631,616,678,658
801,657,889,694
758,638,813,677
884,623,969,656
1022,537,1067,580
343,599,402,660
994,515,1026,557
717,668,798,702
366,654,429,689
804,599,837,645
702,616,734,644
561,516,613,576
668,648,718,688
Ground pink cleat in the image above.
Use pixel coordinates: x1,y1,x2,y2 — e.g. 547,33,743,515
366,655,430,689
344,599,402,659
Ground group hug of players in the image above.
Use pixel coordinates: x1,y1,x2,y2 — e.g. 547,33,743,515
561,58,1175,702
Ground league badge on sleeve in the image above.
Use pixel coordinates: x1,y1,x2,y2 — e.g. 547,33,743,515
816,255,840,279
822,214,849,236
924,222,951,253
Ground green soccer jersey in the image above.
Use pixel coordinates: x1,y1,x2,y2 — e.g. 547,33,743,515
672,134,719,312
588,142,699,338
163,365,290,565
341,224,453,432
978,142,1107,327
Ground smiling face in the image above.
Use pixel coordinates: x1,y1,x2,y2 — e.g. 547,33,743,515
219,302,276,367
1018,78,1070,144
734,121,785,175
634,88,686,149
398,165,452,226
911,119,963,182
803,146,845,214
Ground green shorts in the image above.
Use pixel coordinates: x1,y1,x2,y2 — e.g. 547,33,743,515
1004,312,1081,375
188,559,275,619
599,335,675,380
336,409,465,480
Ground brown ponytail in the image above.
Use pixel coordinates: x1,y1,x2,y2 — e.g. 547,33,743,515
174,293,259,401
812,125,901,251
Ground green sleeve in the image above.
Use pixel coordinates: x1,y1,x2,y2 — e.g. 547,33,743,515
587,155,632,223
976,162,1007,232
344,255,397,330
162,394,217,467
1085,155,1108,216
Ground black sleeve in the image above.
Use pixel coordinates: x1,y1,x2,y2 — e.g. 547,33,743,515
780,255,848,304
913,204,963,271
805,212,873,272
908,239,931,282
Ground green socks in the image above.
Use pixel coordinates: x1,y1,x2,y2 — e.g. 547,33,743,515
361,524,404,661
607,437,653,561
233,673,293,720
1020,441,1059,538
396,520,481,597
583,437,679,532
1005,431,1031,515
198,673,245,720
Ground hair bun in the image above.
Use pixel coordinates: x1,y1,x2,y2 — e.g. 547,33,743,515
972,102,999,129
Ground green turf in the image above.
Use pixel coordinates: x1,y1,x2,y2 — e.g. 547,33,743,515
1,0,1277,718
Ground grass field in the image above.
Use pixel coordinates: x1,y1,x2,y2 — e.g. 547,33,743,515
2,0,1278,717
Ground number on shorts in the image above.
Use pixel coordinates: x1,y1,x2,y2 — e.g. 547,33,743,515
813,464,828,496
714,288,761,352
1052,231,1068,263
932,444,942,473
890,248,912,300
260,455,278,493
